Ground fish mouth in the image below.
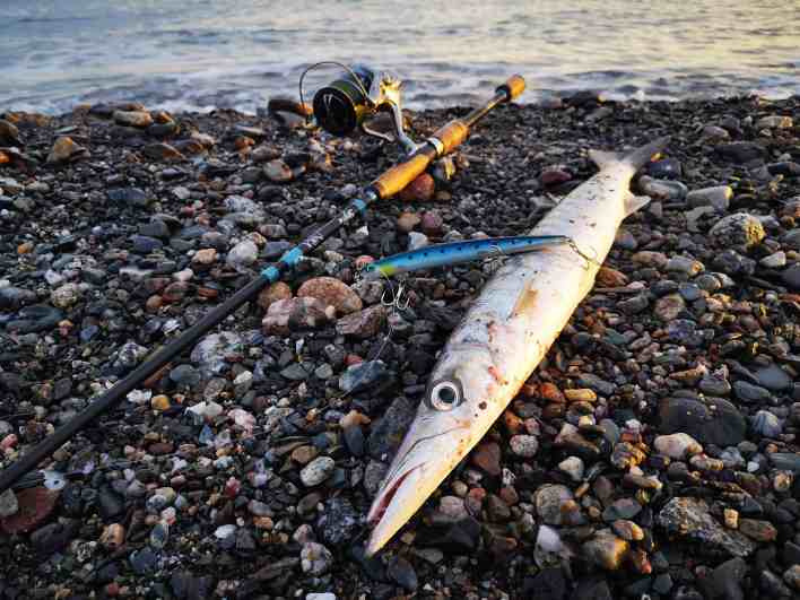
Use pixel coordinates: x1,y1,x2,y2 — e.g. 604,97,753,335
365,424,470,556
366,462,425,528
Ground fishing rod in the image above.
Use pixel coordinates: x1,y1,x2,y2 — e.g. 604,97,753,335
0,74,526,495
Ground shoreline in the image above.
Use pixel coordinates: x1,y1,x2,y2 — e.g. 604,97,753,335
1,94,800,599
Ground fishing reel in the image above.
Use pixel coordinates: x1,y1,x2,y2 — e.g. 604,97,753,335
299,62,418,154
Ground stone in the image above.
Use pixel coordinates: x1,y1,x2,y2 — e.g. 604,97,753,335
316,497,359,546
658,396,746,447
509,434,539,457
654,433,703,459
47,136,88,163
756,115,793,130
257,281,292,311
263,297,334,335
656,497,756,557
701,557,748,600
387,556,418,591
784,565,800,591
0,119,22,146
297,277,362,315
686,186,732,211
263,159,293,183
733,381,772,404
227,239,258,271
338,360,389,394
716,142,766,164
751,410,782,437
472,442,502,476
738,519,777,542
709,213,766,249
558,456,584,482
251,145,281,163
50,283,81,308
582,529,629,571
301,542,333,575
535,484,574,525
300,457,335,487
0,489,19,518
420,211,443,236
639,176,688,201
335,304,387,338
754,364,792,391
367,397,415,459
398,173,435,203
1,488,60,534
0,286,36,310
782,264,800,291
113,110,153,128
612,520,644,541
397,212,421,233
654,293,685,321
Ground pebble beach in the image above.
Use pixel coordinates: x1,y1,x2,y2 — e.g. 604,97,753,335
1,93,800,599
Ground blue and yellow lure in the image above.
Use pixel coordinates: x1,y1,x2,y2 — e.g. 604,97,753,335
359,235,573,280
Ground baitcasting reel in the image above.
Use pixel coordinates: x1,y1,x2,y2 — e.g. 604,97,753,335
299,62,418,154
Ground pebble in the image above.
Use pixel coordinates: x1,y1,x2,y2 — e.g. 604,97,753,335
654,433,703,459
582,529,629,571
738,518,777,542
300,542,333,575
509,434,539,457
751,410,782,437
558,456,584,481
263,159,294,183
263,297,334,335
686,185,732,211
612,520,645,541
534,484,574,525
300,457,335,487
709,213,766,248
0,489,19,518
113,110,153,128
47,136,88,163
656,497,755,557
297,277,362,315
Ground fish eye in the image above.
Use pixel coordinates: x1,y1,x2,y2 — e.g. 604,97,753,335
428,380,462,411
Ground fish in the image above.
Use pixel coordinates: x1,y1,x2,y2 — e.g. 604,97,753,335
366,136,670,555
359,235,573,280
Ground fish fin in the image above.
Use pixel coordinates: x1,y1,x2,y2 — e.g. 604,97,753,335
624,192,651,217
588,149,621,170
589,136,671,171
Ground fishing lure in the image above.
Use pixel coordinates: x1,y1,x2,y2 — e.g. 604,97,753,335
359,235,574,280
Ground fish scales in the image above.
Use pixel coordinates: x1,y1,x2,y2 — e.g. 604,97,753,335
366,137,670,555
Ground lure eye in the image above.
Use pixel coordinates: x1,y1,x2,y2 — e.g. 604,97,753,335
428,380,462,411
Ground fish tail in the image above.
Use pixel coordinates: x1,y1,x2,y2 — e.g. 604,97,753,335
589,136,671,171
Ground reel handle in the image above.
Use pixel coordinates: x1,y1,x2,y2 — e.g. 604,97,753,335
370,75,525,200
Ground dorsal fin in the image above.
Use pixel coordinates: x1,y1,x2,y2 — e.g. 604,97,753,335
589,136,671,171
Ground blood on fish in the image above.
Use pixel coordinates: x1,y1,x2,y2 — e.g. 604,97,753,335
488,365,507,385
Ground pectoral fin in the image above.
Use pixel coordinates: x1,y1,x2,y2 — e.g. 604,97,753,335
624,192,651,217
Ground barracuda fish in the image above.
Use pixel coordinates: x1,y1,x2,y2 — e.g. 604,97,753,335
366,136,670,555
359,235,573,280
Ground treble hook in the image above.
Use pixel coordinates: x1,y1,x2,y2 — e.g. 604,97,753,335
381,282,410,310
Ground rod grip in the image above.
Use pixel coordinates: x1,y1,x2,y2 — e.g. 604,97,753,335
371,153,433,199
497,75,526,102
432,120,470,155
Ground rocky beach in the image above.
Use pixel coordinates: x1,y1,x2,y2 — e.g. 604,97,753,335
1,93,800,600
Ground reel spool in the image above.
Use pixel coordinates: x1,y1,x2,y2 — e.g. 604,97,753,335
299,62,418,154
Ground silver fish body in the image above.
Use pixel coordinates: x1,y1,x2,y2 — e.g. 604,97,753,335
366,137,670,555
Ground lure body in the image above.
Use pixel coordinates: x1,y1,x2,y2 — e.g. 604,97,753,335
360,235,571,279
